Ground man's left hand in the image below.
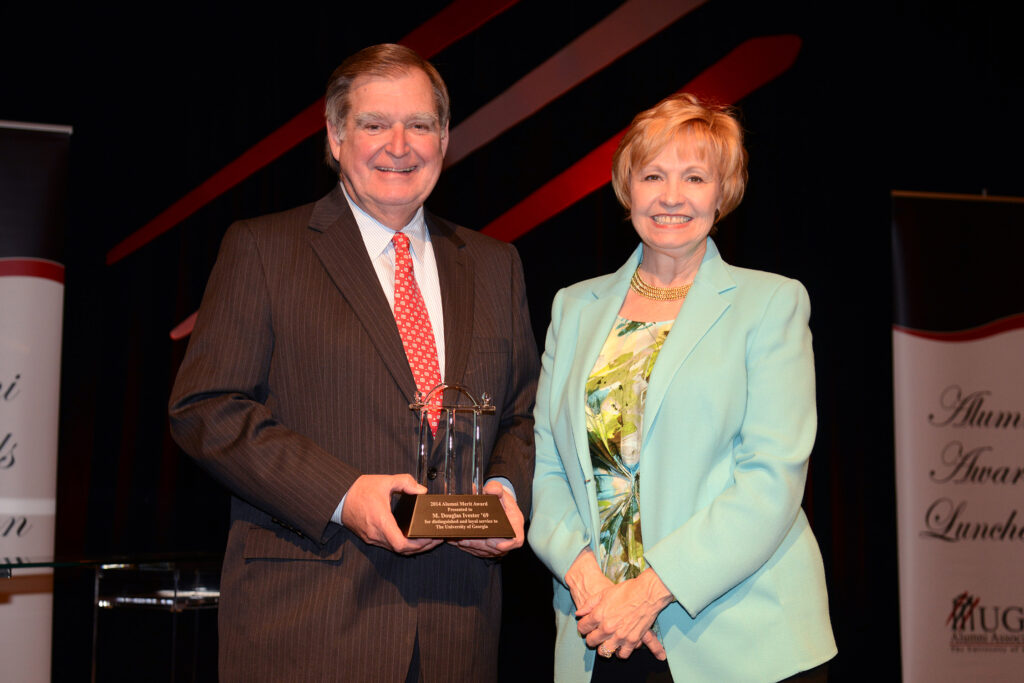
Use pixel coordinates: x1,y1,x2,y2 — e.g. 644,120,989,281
449,480,524,558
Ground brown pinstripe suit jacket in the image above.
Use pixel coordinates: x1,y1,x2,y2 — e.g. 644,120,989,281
169,186,539,682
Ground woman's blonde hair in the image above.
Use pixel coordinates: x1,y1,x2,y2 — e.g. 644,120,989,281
611,93,748,221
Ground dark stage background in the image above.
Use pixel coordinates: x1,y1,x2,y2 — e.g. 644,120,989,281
4,0,1023,680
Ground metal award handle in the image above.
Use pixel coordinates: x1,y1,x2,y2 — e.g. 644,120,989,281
413,389,429,486
409,384,496,493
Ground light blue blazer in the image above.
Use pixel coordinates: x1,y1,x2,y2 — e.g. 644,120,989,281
528,239,837,682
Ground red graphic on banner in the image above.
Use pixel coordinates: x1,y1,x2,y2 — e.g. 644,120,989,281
0,258,65,284
893,312,1024,342
947,591,981,630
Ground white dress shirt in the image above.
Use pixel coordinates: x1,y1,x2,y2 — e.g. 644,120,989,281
342,185,446,378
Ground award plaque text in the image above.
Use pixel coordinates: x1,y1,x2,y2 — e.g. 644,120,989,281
394,384,514,539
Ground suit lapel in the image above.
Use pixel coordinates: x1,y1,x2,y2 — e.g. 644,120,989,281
427,211,472,386
305,186,417,403
641,238,735,444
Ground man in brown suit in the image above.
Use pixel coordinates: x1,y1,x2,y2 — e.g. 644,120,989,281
169,44,538,682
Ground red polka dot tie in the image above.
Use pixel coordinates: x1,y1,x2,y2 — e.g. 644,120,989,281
392,232,442,434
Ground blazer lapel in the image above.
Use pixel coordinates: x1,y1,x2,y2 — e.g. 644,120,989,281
426,212,472,386
566,251,638,497
642,238,735,444
305,186,417,403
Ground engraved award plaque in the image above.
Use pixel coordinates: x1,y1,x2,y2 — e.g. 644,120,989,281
394,384,514,538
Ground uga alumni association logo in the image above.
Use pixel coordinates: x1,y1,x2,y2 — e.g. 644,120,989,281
947,591,1024,652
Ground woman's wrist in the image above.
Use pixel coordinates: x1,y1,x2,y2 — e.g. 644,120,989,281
566,549,607,603
638,568,674,610
566,547,598,575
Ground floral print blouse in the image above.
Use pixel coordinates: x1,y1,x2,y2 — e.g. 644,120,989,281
585,316,673,583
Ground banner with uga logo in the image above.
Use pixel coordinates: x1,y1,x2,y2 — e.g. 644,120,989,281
0,120,70,683
893,192,1024,682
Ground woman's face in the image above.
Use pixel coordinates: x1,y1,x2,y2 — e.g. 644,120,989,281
629,137,722,261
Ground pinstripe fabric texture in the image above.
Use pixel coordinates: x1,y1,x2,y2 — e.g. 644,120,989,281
169,186,539,682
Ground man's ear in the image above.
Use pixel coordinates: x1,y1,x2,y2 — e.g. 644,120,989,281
326,121,343,161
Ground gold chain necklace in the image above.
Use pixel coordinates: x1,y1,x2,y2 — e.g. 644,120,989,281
630,268,692,301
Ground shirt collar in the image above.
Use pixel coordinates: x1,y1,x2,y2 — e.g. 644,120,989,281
340,182,430,263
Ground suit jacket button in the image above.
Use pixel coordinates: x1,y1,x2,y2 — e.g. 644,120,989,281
427,467,438,480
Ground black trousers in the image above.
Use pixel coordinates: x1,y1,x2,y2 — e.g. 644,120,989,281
591,650,829,683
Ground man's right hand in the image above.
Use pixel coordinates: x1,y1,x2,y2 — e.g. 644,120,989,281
341,474,442,555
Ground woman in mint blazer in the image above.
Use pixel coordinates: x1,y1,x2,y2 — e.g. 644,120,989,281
528,94,836,682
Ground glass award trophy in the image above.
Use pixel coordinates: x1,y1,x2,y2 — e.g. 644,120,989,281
393,383,514,538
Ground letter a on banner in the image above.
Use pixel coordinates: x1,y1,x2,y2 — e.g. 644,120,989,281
0,120,71,683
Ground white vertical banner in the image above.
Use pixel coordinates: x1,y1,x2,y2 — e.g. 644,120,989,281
1,121,70,683
893,192,1024,683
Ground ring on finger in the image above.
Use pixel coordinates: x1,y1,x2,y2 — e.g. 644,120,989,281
598,644,617,658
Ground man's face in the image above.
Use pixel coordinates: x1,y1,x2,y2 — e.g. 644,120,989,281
328,69,449,229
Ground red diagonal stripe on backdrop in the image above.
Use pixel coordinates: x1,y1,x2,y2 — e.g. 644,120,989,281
481,35,802,242
106,0,519,266
168,34,801,341
170,311,198,340
400,0,518,59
